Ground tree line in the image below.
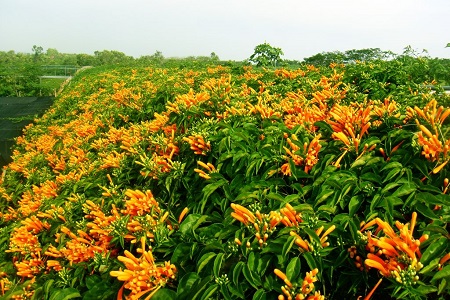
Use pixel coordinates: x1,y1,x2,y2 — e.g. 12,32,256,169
0,44,449,97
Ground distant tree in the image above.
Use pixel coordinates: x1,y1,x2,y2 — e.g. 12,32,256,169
303,51,344,66
446,43,450,48
46,48,59,59
249,43,284,67
32,45,44,62
151,51,164,63
76,54,96,66
303,48,396,66
210,52,219,61
93,50,133,65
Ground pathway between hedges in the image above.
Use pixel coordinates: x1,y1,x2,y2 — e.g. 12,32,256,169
0,97,54,167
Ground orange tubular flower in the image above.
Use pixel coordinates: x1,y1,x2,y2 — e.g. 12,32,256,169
231,203,256,224
183,134,211,155
110,237,176,300
230,203,281,248
194,160,217,180
274,267,323,300
282,134,322,175
362,278,383,300
360,213,427,285
414,100,450,167
280,203,302,227
178,207,189,223
274,269,293,288
122,189,160,217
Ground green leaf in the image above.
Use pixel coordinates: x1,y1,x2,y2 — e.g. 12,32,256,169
220,284,232,300
382,167,402,183
432,265,450,282
197,252,217,273
421,237,448,266
201,179,228,212
391,183,416,198
281,236,296,259
303,227,321,247
349,195,362,216
82,282,115,300
383,196,403,207
256,254,272,275
85,275,101,290
370,194,383,212
314,189,334,207
243,264,262,289
381,161,403,171
286,257,301,280
248,251,257,271
350,155,367,168
415,202,437,220
213,252,225,278
179,214,208,235
171,243,192,265
43,279,55,298
200,284,219,300
252,289,267,300
416,192,449,206
266,192,284,202
381,182,400,194
228,284,245,299
152,288,177,300
177,272,200,296
49,288,81,300
191,277,214,300
232,261,245,286
303,252,317,270
423,225,448,236
438,278,448,295
420,257,440,275
363,157,384,167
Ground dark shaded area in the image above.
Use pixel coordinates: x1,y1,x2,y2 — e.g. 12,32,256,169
0,97,54,167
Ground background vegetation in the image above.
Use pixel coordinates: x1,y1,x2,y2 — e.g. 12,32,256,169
1,44,449,97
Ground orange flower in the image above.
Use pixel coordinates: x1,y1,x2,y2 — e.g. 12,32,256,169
0,272,11,296
414,100,450,167
183,134,211,155
231,203,256,225
274,267,323,299
360,213,427,284
282,134,322,174
289,224,335,253
274,269,293,288
110,237,176,299
194,160,217,180
178,207,189,223
122,189,160,217
280,204,302,227
166,89,210,114
99,150,126,169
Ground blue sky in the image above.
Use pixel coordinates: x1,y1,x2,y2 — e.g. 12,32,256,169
1,0,449,60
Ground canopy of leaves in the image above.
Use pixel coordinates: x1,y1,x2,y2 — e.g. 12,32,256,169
249,42,284,67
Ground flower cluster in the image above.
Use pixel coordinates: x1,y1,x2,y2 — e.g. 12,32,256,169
360,213,428,286
110,237,177,299
274,268,325,300
281,134,322,175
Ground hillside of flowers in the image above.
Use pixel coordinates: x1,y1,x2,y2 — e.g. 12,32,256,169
0,61,449,299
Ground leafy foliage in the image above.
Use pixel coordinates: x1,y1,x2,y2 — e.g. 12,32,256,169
0,59,449,299
249,43,284,67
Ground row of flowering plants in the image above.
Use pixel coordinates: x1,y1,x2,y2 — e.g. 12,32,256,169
0,60,449,299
